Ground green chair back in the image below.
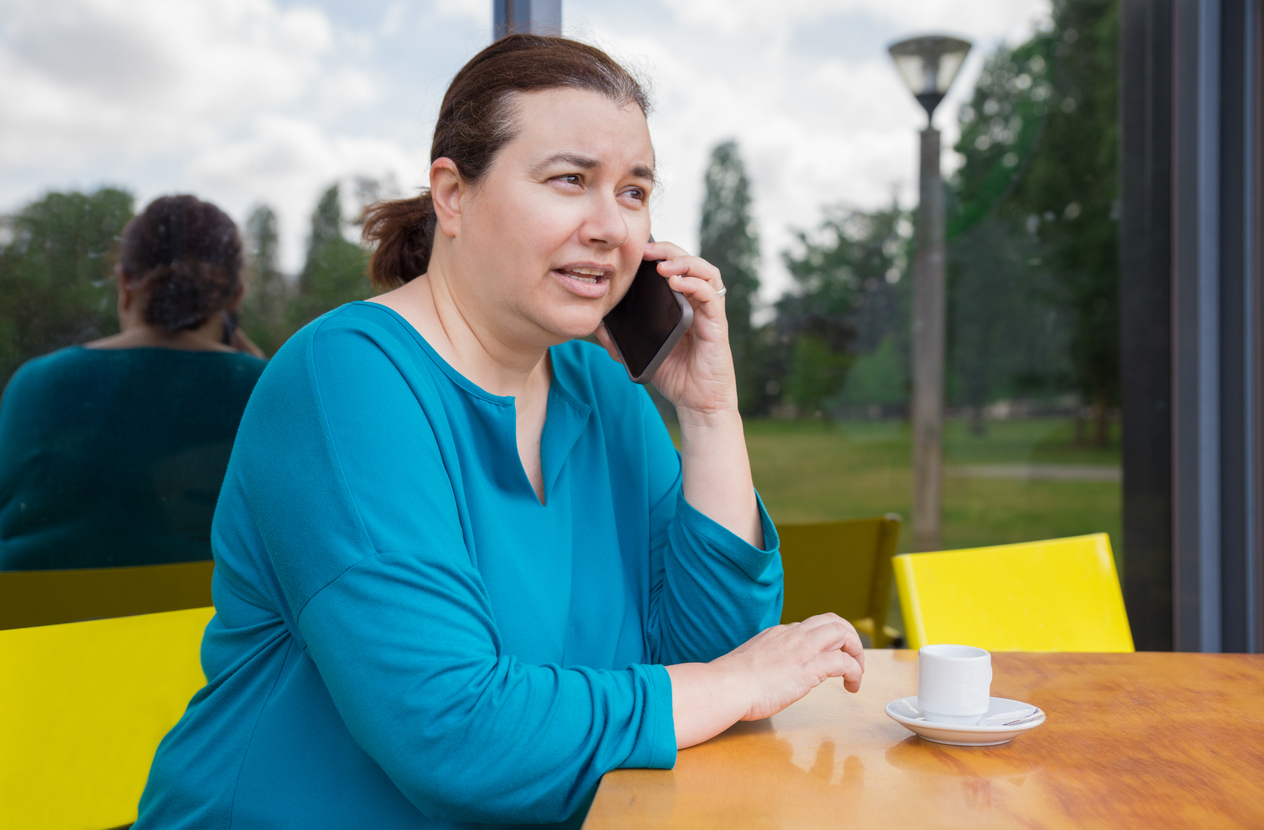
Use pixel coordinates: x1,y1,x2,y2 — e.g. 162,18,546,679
778,515,901,647
0,559,214,630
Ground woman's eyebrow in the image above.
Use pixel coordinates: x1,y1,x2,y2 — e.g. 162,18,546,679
532,153,600,175
531,153,655,182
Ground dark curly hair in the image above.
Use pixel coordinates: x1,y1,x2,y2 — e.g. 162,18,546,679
118,195,243,333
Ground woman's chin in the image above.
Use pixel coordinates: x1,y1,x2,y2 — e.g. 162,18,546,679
551,324,603,344
538,310,608,343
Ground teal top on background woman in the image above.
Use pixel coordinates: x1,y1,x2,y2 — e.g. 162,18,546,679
0,346,266,570
135,303,782,829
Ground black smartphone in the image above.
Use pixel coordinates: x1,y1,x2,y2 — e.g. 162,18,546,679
602,250,694,385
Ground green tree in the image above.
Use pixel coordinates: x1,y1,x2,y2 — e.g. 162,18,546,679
777,204,910,420
239,204,293,356
288,184,371,331
698,140,761,413
786,334,852,422
946,215,1073,433
0,187,134,386
948,33,1057,239
1011,0,1119,446
948,0,1119,445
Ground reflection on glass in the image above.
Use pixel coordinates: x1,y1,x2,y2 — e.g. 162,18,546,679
741,2,1121,584
0,195,267,569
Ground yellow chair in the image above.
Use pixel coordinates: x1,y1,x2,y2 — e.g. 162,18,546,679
0,606,213,830
778,515,902,647
893,533,1133,652
0,559,214,631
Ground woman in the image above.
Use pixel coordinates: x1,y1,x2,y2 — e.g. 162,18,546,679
136,35,863,829
0,195,267,570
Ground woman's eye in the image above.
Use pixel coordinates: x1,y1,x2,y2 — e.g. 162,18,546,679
555,174,583,187
624,187,648,203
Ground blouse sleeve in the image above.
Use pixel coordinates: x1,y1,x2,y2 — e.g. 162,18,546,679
637,391,785,667
242,320,675,825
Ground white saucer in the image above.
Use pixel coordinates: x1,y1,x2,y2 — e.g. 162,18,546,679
885,696,1046,746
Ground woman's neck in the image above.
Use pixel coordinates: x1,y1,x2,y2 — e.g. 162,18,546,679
86,318,233,352
375,267,553,400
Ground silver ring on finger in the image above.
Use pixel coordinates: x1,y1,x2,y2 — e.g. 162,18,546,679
715,287,727,298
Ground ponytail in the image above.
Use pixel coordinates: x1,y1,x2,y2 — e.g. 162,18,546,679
141,261,237,332
360,192,436,290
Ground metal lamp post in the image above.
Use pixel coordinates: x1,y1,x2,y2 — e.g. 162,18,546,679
888,35,971,552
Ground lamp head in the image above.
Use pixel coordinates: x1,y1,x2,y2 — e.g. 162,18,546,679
888,35,972,125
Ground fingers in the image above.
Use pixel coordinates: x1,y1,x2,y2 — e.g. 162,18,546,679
796,613,866,675
804,621,864,669
812,649,864,693
665,270,726,306
644,239,688,262
645,241,725,303
795,612,847,631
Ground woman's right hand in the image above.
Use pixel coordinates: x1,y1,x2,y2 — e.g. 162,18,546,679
720,614,865,720
666,613,865,748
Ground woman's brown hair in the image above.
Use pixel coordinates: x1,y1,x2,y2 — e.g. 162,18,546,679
361,34,650,290
118,195,243,333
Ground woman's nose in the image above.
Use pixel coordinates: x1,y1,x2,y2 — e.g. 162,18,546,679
581,193,629,249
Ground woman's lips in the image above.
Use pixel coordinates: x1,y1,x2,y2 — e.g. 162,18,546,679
552,267,610,299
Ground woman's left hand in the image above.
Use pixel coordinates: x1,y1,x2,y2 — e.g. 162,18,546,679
595,240,737,417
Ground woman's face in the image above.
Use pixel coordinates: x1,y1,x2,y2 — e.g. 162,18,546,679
450,87,655,346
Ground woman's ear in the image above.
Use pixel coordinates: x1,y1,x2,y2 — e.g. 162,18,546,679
430,157,465,240
114,264,134,312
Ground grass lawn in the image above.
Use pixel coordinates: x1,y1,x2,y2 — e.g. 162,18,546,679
670,416,1122,553
730,417,1121,553
670,416,1123,640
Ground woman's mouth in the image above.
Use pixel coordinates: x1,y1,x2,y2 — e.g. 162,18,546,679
552,265,611,298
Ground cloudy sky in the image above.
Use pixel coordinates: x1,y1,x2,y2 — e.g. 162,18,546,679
0,0,1049,299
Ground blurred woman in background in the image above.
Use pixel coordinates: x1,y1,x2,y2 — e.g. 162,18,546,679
0,194,267,570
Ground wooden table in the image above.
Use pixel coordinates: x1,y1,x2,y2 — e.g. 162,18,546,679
585,651,1264,829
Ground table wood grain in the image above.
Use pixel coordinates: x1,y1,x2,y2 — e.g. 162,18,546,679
584,651,1264,829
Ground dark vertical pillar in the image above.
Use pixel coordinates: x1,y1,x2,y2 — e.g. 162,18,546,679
911,128,945,553
494,0,562,39
1218,0,1248,652
1116,0,1260,654
1170,0,1222,653
1218,0,1264,653
1120,0,1175,651
1253,0,1264,652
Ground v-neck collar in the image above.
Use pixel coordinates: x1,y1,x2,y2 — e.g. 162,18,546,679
353,302,592,506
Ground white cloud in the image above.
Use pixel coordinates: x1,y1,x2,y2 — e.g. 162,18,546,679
379,1,411,37
434,0,492,24
0,0,1051,287
568,0,1051,299
187,113,427,260
0,0,330,162
0,0,448,271
667,0,1046,41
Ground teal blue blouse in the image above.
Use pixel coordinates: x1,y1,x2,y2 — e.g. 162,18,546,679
135,303,782,829
0,346,266,570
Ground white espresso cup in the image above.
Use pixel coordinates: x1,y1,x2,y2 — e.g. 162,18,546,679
917,644,992,725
